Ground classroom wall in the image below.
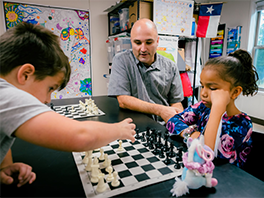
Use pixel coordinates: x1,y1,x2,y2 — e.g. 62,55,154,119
0,0,116,97
207,0,264,120
1,0,263,120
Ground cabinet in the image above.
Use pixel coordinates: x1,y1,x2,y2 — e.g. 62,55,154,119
104,0,153,37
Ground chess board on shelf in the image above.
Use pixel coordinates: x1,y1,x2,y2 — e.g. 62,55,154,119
51,98,105,119
72,129,184,198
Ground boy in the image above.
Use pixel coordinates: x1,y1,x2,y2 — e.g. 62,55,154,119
0,22,136,187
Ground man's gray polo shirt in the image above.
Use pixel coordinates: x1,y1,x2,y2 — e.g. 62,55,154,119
108,49,183,106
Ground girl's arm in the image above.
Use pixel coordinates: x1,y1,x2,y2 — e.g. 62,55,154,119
204,90,230,150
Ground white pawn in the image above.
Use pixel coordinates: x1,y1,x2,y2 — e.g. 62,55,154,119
102,154,108,168
117,140,125,151
111,171,120,187
96,173,107,193
106,160,114,182
99,148,104,160
85,150,93,171
82,151,89,164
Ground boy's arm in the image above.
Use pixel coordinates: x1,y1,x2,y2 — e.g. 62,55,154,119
117,95,181,123
0,149,13,169
14,111,135,152
0,149,36,187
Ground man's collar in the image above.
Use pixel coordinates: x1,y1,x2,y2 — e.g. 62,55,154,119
135,53,160,71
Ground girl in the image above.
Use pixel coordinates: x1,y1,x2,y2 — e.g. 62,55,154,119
166,49,259,168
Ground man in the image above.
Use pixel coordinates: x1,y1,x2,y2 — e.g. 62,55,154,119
108,18,184,123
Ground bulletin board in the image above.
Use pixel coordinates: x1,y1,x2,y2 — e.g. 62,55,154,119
3,1,92,99
154,0,194,36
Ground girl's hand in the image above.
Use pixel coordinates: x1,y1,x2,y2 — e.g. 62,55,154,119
210,89,230,114
118,118,136,143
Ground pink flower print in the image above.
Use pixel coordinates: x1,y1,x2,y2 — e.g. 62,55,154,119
239,147,251,163
166,121,175,134
242,128,252,143
182,111,196,124
219,134,237,163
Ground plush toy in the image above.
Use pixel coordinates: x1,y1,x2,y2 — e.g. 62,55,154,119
171,136,218,197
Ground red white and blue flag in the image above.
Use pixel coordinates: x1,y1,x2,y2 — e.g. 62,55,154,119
196,3,223,38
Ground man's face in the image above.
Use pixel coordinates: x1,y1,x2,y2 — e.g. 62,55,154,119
130,23,159,66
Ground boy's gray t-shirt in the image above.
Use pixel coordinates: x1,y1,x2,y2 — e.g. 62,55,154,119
0,78,51,163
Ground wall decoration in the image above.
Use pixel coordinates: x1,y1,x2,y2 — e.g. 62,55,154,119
3,1,91,99
209,24,225,58
154,0,194,36
226,26,242,55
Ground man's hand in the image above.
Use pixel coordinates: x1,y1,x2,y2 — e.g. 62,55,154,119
159,106,182,123
0,163,36,187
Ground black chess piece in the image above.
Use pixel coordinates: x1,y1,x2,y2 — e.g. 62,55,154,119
177,147,183,162
159,147,165,158
50,103,55,111
146,127,151,138
168,142,176,158
163,151,171,165
148,137,154,150
156,131,163,148
135,128,141,139
141,132,146,142
174,161,182,169
152,143,159,155
164,133,170,152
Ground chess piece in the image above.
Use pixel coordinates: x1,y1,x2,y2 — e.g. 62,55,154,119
159,147,165,158
152,143,159,155
50,103,55,111
85,150,93,171
135,128,141,139
157,131,163,148
106,165,114,182
168,142,176,158
99,148,105,161
117,140,125,151
111,171,120,187
164,133,170,152
102,153,109,168
96,173,107,193
82,151,89,164
141,132,146,142
91,162,100,183
164,151,171,165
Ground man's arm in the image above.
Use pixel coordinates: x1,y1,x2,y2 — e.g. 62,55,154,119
117,95,181,122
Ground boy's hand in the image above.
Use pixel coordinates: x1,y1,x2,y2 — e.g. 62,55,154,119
0,163,36,187
118,118,136,142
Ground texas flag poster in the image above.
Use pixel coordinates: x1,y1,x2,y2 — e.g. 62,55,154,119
196,3,223,38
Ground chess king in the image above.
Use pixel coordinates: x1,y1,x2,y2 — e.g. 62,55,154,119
171,136,218,197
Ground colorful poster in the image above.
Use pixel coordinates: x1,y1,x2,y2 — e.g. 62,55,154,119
3,2,91,99
154,0,194,36
157,36,178,63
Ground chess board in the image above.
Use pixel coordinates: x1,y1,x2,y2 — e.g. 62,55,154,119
72,131,183,198
52,103,105,119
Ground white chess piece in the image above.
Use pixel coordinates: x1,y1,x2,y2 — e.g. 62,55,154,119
99,148,105,160
106,165,114,182
117,140,125,151
111,171,120,187
91,158,100,183
85,150,93,171
96,173,107,193
102,154,108,168
82,151,89,164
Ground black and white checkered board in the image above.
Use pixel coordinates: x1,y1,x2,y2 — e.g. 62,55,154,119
53,104,105,119
72,133,183,198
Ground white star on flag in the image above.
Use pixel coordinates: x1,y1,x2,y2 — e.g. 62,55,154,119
206,5,214,14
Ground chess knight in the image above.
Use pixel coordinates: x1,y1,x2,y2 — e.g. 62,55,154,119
171,135,218,197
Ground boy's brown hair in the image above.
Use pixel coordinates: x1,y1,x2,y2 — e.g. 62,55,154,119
0,22,71,90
